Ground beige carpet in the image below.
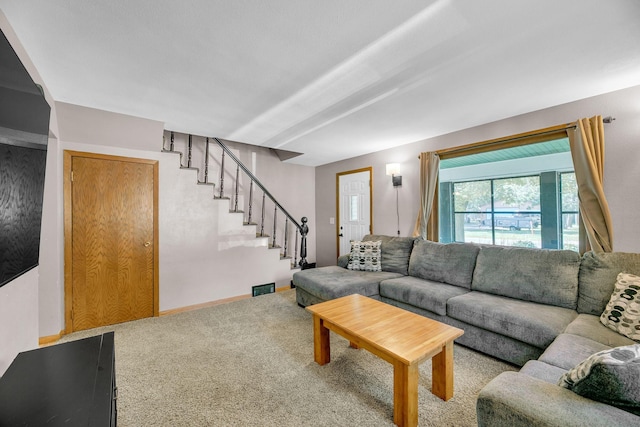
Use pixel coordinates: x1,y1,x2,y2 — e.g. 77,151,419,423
59,289,516,426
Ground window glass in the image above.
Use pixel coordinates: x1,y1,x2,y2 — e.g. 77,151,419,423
560,172,579,251
350,195,358,221
439,136,578,250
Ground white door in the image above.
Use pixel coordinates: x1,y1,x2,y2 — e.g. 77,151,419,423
338,170,372,256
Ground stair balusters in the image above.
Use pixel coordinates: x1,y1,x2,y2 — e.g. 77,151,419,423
187,134,193,168
218,148,225,198
272,206,278,248
293,228,299,268
283,218,289,259
203,137,210,184
247,180,254,224
234,164,240,212
260,192,266,237
162,130,309,268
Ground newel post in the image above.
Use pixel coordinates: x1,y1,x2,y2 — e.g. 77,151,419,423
299,216,308,267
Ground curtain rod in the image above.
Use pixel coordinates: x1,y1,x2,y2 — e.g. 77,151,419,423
420,116,615,159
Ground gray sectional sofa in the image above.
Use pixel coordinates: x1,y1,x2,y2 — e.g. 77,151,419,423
292,235,640,426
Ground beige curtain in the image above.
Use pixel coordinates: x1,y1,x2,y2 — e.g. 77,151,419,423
567,115,613,253
413,152,440,239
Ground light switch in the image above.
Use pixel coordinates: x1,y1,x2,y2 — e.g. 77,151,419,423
329,217,335,225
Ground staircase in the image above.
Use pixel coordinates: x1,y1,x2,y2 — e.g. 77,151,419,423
159,131,308,300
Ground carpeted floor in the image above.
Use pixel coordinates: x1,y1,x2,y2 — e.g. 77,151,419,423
59,289,516,426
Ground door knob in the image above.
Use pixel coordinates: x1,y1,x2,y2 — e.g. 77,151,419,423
338,233,343,237
144,242,151,247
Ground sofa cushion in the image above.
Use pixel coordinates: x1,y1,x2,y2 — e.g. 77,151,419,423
477,371,640,427
565,314,636,348
538,333,612,371
363,234,415,275
471,246,580,309
558,344,640,416
600,272,640,341
408,240,479,288
379,276,469,316
520,360,568,384
292,266,402,301
346,240,382,271
446,291,577,349
578,251,640,315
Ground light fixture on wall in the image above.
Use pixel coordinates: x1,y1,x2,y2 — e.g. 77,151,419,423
386,163,402,187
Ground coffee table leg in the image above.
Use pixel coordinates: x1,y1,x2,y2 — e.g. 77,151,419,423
432,340,454,400
312,314,330,365
393,361,418,427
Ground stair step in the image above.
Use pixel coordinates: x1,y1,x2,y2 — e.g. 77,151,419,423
197,181,215,187
213,196,231,200
180,166,199,171
230,209,245,214
161,149,181,155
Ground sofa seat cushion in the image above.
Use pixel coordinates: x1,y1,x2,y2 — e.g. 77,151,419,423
408,240,480,288
379,276,470,316
471,246,581,309
520,360,568,384
538,333,612,371
565,314,636,348
578,251,640,315
447,291,577,349
362,234,415,275
292,266,402,301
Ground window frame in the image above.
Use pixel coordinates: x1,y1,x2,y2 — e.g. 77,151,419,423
432,124,582,249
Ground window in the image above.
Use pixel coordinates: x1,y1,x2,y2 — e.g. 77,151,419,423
438,130,580,251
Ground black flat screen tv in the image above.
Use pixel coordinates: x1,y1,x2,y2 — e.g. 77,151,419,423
0,28,50,288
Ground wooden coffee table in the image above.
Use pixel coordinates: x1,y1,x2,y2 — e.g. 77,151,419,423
306,294,464,427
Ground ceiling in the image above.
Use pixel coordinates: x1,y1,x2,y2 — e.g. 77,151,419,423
2,0,640,166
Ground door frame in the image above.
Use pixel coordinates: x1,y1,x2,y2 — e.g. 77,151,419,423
63,150,159,334
336,167,373,259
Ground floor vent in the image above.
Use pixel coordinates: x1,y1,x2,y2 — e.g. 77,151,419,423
252,283,275,297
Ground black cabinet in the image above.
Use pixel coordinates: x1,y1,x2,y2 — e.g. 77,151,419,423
0,332,116,426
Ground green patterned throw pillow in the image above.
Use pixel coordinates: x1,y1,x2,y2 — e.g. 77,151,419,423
347,240,382,272
600,272,640,341
558,344,640,415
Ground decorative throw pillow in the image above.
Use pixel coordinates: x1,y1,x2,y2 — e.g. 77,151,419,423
600,272,640,341
347,240,382,272
558,344,640,415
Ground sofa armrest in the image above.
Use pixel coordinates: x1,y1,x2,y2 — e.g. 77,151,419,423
477,372,639,427
337,254,350,268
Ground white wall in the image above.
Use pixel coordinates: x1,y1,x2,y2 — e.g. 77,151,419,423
315,84,640,266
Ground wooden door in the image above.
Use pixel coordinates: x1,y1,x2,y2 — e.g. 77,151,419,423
64,151,158,332
337,168,373,257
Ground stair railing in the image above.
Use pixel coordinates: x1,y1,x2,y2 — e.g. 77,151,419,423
211,137,308,267
162,131,308,268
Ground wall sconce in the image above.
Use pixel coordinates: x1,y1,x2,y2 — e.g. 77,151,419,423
386,163,402,187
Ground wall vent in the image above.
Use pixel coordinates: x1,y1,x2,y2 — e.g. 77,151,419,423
252,283,275,297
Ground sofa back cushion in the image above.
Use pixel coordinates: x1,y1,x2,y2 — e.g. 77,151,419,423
408,240,480,288
362,235,415,275
471,246,581,309
578,251,640,315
